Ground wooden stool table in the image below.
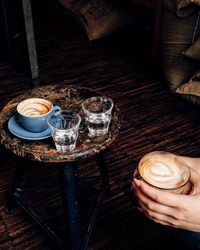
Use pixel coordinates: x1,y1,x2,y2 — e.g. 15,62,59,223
0,85,121,250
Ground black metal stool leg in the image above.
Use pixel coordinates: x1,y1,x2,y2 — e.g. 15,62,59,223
14,192,65,250
95,151,110,193
82,151,110,250
5,158,26,214
60,161,83,250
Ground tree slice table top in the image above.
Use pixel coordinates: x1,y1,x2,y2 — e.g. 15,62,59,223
0,85,121,162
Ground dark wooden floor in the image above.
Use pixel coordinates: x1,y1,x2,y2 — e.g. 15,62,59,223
1,2,200,250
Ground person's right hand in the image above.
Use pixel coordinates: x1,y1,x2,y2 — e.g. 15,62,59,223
132,167,200,232
175,155,200,175
175,155,200,195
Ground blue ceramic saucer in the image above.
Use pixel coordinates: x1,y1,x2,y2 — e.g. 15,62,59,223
8,114,51,140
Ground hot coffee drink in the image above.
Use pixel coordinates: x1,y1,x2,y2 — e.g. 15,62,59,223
17,98,52,117
138,152,190,193
17,98,61,133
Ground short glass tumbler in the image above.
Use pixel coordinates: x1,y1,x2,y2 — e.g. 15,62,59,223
82,96,113,137
47,111,81,153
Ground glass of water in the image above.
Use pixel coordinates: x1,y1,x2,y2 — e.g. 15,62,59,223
82,96,113,137
47,111,81,153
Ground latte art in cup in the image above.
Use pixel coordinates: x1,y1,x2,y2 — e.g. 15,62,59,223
17,98,52,117
16,98,61,133
138,154,190,192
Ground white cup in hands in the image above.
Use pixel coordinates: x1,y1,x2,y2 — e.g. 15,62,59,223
137,151,191,194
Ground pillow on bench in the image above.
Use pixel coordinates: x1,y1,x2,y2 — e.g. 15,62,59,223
184,37,200,61
58,0,125,41
176,72,200,105
162,0,200,105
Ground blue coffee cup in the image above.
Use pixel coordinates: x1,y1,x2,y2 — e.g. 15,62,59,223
17,98,61,133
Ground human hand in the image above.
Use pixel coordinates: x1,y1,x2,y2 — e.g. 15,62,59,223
175,155,200,175
132,168,200,232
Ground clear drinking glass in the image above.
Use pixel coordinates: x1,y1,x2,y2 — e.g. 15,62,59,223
47,111,81,153
82,96,113,137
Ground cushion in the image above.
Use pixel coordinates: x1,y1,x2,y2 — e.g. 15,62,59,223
176,80,200,97
164,0,199,18
58,0,125,41
175,71,200,105
161,0,200,92
184,37,200,61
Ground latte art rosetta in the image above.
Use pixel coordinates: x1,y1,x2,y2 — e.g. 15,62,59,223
138,156,190,189
21,102,51,116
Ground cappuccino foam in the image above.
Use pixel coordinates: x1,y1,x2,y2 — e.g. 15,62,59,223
138,155,190,190
18,98,52,117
